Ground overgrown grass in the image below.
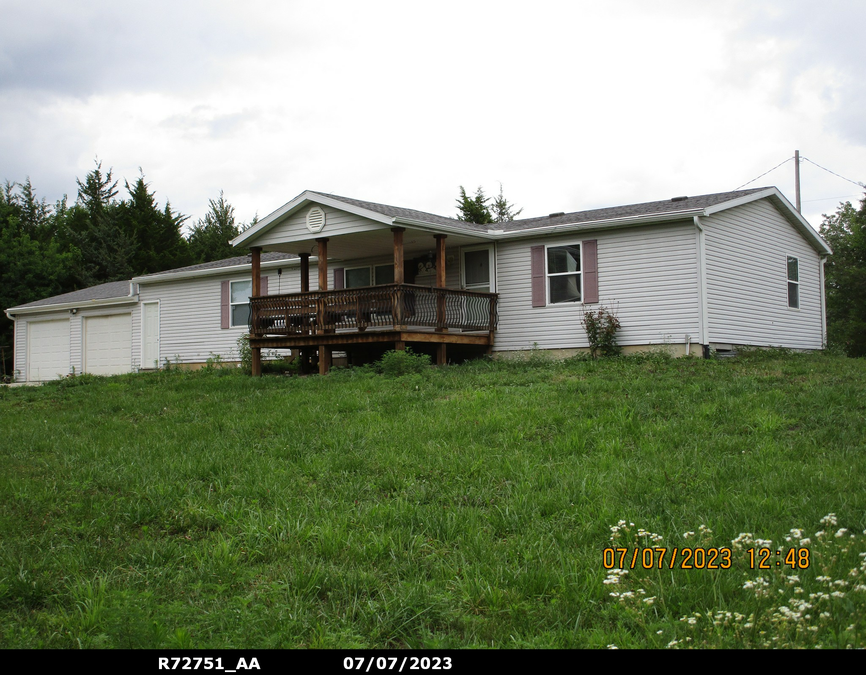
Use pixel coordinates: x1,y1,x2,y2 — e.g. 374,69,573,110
0,351,864,648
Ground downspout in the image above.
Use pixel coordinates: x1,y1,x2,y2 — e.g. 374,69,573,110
694,216,711,357
819,256,827,349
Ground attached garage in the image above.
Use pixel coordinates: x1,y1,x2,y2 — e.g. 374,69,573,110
27,319,71,381
6,281,137,382
84,314,132,376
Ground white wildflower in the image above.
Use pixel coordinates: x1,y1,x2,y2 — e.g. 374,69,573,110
786,528,804,542
820,513,837,527
835,528,849,538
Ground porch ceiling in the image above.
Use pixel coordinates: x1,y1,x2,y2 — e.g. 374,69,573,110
259,228,490,260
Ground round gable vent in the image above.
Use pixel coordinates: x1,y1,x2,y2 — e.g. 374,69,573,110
306,206,326,233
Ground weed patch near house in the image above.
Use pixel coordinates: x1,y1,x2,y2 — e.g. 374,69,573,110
0,352,864,648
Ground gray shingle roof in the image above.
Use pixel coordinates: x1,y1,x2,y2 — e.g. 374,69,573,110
496,188,769,232
9,280,133,310
310,192,490,232
314,188,769,233
134,251,297,279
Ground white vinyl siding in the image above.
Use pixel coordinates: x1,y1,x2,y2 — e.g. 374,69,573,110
254,206,390,248
703,200,823,349
134,269,303,368
494,222,702,351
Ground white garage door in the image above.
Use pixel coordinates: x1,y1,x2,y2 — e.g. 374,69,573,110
27,319,70,381
84,314,132,376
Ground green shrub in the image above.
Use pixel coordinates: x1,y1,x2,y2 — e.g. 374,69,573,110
236,334,252,375
582,306,622,358
379,348,431,376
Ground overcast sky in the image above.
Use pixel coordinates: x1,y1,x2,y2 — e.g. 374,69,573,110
1,0,864,231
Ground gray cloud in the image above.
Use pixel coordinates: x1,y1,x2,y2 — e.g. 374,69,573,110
0,1,255,96
733,0,866,143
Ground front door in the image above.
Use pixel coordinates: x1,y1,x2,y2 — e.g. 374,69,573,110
462,246,494,293
142,302,160,369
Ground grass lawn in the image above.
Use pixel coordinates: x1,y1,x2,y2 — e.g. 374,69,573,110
1,350,865,649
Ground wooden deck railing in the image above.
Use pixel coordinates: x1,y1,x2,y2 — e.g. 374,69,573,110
250,284,498,336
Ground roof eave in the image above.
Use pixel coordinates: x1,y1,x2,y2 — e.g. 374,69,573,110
133,257,302,285
391,216,496,238
7,294,139,317
232,191,395,248
494,208,705,238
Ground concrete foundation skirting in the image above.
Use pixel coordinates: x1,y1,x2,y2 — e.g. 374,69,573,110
492,343,701,360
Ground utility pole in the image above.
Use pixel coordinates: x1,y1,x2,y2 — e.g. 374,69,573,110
794,149,801,212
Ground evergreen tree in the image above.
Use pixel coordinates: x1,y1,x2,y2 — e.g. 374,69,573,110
0,183,79,377
61,160,135,285
491,183,523,223
188,191,242,263
455,186,494,224
820,194,866,357
118,173,190,274
75,160,118,224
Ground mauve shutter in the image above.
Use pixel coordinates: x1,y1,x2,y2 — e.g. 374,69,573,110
220,280,230,329
582,240,598,304
260,276,268,296
530,246,545,307
333,268,344,290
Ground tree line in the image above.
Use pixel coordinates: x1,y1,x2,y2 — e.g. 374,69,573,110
0,162,255,376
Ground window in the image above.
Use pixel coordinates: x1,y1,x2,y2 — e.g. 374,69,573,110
787,256,799,309
374,264,394,285
345,267,371,288
344,264,395,288
547,244,582,303
230,280,252,327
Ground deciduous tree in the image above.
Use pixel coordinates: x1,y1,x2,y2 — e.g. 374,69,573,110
820,194,866,357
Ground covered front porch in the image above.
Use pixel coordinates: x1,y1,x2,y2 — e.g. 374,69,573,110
237,193,499,375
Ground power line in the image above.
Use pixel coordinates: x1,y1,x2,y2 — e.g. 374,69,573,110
802,194,861,204
801,156,865,189
734,156,793,190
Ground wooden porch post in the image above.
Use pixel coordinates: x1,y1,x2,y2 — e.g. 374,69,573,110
318,344,330,375
250,247,262,376
299,252,310,293
316,239,328,336
392,228,405,284
252,345,261,376
251,247,261,297
435,234,447,332
316,239,329,290
436,343,447,365
392,228,405,329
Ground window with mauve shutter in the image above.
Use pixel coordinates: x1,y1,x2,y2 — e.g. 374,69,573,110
582,240,598,304
531,246,545,307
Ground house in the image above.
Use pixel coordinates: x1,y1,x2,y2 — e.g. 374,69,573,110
5,186,831,381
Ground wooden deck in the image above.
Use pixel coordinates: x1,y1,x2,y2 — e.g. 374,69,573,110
248,284,498,374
